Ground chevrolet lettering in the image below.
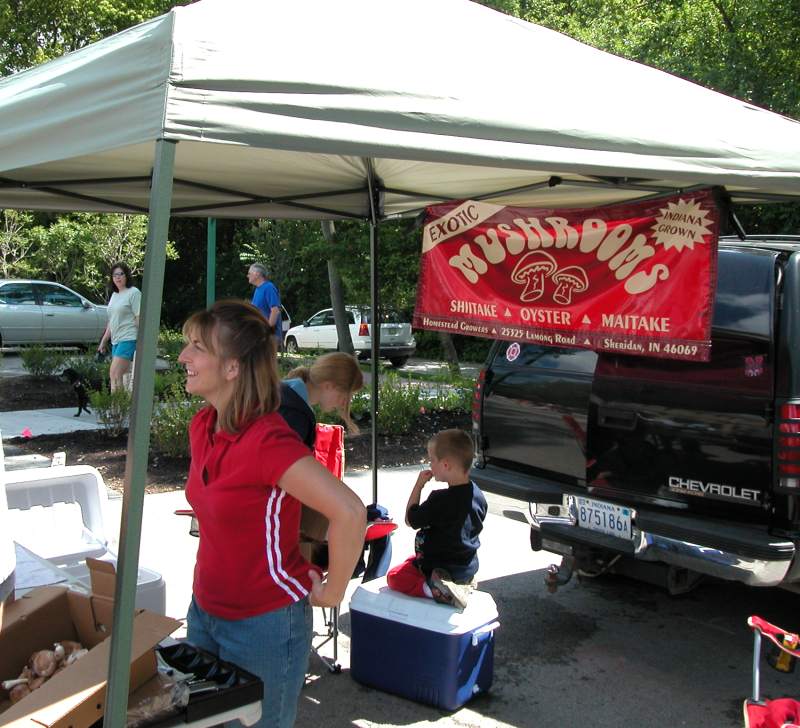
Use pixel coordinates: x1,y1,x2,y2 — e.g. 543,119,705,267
667,476,761,505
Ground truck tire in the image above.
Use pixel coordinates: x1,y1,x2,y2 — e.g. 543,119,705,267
389,356,409,368
285,337,299,354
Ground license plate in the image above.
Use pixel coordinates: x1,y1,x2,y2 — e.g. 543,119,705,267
575,497,632,540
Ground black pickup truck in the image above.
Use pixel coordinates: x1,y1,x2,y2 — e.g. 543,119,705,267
470,236,800,594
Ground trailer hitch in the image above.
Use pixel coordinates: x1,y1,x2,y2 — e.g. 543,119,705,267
544,556,575,593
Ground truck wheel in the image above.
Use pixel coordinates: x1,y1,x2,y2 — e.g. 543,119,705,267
389,356,409,368
285,337,299,354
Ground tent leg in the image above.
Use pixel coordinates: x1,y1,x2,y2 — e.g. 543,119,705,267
369,218,379,505
206,217,217,306
104,139,176,728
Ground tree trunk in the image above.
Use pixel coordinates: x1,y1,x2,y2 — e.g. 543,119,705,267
439,332,460,375
321,221,355,355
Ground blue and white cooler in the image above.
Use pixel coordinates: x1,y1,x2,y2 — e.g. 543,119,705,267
349,576,499,711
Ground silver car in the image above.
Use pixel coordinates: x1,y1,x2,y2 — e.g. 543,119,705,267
0,279,108,347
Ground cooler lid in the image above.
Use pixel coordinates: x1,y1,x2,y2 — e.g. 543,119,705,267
349,576,498,635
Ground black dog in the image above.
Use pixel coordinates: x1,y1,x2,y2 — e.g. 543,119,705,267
61,368,92,417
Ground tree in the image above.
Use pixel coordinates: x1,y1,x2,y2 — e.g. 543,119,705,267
23,212,177,300
0,0,193,76
234,218,330,323
0,209,35,278
320,221,355,355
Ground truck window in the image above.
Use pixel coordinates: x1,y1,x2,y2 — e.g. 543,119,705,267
712,249,774,338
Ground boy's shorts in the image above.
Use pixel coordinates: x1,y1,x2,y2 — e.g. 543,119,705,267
111,340,136,361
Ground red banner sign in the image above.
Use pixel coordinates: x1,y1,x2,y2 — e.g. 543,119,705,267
413,189,720,361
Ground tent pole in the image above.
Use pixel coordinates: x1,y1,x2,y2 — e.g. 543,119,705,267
206,217,217,307
366,160,380,504
369,219,379,504
104,139,176,728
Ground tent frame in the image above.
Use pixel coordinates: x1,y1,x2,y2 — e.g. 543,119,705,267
4,168,800,222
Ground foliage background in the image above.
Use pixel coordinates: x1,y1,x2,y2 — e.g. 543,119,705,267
1,0,798,347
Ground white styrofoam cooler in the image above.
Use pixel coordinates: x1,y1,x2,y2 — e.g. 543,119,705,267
349,576,499,711
4,465,166,614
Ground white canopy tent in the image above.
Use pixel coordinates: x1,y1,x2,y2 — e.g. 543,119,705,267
1,0,800,724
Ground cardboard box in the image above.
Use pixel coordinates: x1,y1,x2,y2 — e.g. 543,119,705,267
299,505,329,543
0,559,180,728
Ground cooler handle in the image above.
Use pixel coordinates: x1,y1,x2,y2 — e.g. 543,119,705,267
472,621,500,647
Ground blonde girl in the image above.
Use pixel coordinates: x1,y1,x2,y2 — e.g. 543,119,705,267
284,352,364,436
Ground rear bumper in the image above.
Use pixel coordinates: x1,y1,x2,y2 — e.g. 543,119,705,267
539,522,793,588
472,463,796,588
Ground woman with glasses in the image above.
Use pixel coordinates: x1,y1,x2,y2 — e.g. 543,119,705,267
97,262,141,391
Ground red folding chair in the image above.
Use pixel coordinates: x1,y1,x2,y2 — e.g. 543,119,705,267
309,424,399,673
314,423,345,479
307,424,345,672
744,615,800,728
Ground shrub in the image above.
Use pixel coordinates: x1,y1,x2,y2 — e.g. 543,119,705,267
20,345,67,378
348,371,474,433
421,382,473,414
349,388,370,421
154,368,186,400
61,353,109,390
150,382,204,458
158,328,185,365
376,372,423,436
89,388,131,437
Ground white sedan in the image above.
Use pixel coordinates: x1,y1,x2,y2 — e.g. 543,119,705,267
284,306,416,367
0,279,107,347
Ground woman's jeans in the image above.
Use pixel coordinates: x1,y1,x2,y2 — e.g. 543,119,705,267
187,597,312,728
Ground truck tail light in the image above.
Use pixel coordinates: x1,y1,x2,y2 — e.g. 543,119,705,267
358,322,369,337
777,402,800,490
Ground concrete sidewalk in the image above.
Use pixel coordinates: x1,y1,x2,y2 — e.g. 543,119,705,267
0,407,103,440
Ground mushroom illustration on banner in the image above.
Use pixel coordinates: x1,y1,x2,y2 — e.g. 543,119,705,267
552,266,589,305
511,251,557,302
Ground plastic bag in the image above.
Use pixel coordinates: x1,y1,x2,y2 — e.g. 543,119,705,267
126,671,190,728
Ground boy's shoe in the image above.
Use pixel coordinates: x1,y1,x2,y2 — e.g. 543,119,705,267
429,569,471,610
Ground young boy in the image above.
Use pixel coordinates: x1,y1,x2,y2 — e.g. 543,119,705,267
386,429,487,609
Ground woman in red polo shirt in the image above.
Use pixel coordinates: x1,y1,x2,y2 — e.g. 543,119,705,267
178,300,366,728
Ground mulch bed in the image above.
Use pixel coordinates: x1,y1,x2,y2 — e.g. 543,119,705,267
0,375,75,411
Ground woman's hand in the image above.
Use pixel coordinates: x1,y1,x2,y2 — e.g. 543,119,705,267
97,341,107,354
308,569,342,608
